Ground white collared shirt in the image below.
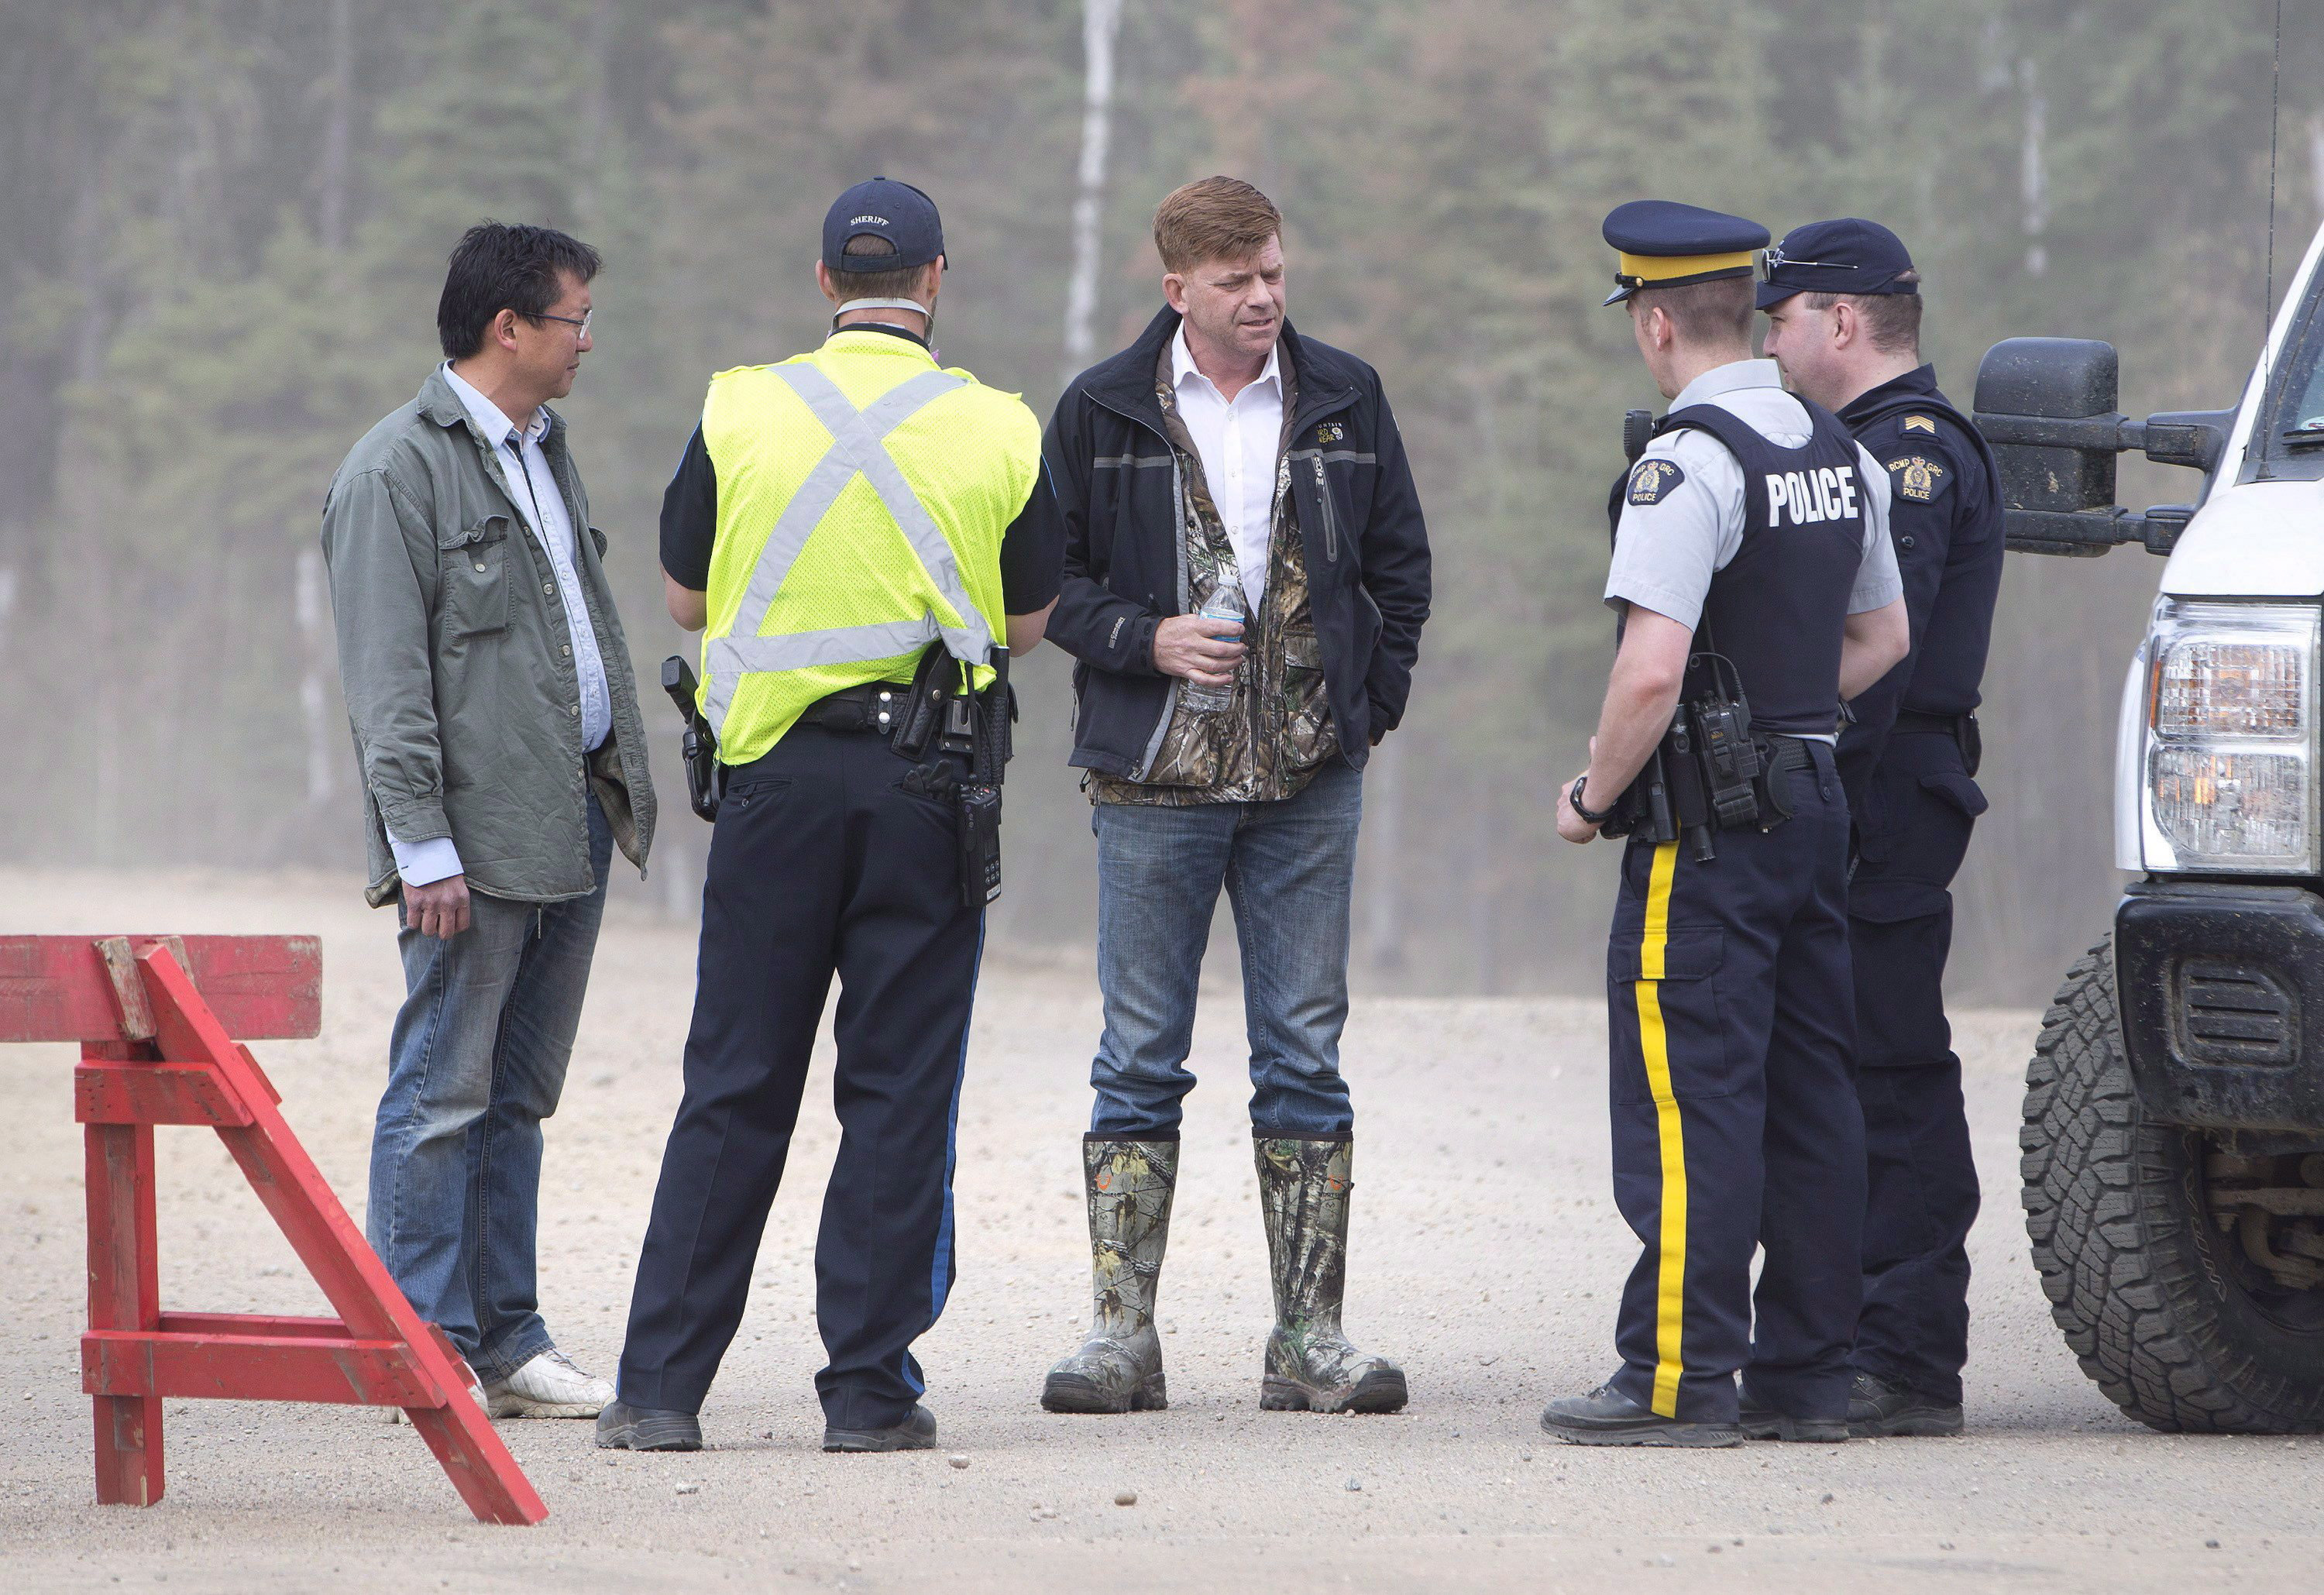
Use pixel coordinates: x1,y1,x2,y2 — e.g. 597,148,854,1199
1170,323,1284,607
383,365,613,888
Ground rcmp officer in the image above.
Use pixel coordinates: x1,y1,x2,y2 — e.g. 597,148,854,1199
597,179,1064,1453
1541,201,1910,1447
1759,218,2005,1439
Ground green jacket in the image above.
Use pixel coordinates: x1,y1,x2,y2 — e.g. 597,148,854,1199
321,366,655,908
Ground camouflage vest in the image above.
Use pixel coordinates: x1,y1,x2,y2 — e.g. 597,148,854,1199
1089,340,1339,806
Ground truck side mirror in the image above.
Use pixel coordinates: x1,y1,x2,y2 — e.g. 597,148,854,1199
1972,337,2233,557
1973,337,2121,516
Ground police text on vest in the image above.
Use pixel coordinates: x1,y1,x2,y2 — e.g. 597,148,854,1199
1764,466,1859,527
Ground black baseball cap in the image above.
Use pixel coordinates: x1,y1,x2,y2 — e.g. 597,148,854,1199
823,177,946,273
1757,218,1917,308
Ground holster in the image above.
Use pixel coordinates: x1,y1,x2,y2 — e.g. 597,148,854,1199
892,642,1012,908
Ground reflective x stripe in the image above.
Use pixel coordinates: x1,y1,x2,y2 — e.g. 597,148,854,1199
703,363,988,734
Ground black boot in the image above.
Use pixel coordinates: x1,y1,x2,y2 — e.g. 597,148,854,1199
1848,1371,1964,1437
594,1400,703,1452
822,1404,938,1452
1253,1134,1407,1414
1738,1389,1849,1443
1538,1384,1741,1448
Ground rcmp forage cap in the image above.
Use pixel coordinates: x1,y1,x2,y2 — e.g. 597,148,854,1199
1601,200,1770,307
1757,218,1917,308
823,177,946,273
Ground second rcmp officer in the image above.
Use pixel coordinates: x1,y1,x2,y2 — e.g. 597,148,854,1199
1759,219,2005,1439
599,180,1064,1453
1542,201,1910,1446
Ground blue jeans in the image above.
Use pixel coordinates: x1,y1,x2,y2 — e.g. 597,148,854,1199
1089,759,1362,1137
366,794,611,1378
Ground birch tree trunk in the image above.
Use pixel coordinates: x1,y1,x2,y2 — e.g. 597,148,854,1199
1061,0,1125,385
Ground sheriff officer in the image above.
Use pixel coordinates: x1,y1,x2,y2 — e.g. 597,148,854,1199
598,179,1063,1454
1759,218,2005,1439
1542,201,1910,1447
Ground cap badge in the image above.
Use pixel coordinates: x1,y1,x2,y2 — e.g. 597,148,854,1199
1886,455,1946,503
1627,457,1687,506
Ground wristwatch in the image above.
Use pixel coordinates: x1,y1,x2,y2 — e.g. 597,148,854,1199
1569,774,1614,826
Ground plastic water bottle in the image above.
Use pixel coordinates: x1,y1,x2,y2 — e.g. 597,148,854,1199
1177,581,1246,714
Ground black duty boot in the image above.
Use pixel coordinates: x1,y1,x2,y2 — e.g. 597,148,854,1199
1738,1390,1850,1443
1253,1134,1407,1414
1848,1371,1965,1438
594,1400,703,1452
822,1404,938,1452
1043,1137,1177,1414
1538,1384,1741,1449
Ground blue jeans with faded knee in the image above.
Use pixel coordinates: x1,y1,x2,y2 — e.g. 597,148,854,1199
366,795,610,1379
1088,761,1361,1138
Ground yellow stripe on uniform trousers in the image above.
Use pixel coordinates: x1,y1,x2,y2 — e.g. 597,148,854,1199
1634,840,1687,1416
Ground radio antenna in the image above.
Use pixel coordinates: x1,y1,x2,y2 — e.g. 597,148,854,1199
2263,0,2284,356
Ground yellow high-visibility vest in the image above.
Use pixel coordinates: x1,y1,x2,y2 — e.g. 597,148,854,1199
697,328,1040,765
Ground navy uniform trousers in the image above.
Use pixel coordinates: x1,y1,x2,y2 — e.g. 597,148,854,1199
1844,725,1985,1406
617,723,981,1431
1604,742,1865,1424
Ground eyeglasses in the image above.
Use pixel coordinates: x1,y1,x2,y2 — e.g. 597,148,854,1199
1760,243,1859,276
524,308,593,335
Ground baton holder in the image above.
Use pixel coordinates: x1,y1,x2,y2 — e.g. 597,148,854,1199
0,934,546,1525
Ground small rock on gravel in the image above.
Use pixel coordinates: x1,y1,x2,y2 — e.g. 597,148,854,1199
1346,1478,1362,1492
1114,1490,1136,1507
948,1453,970,1469
674,1482,700,1496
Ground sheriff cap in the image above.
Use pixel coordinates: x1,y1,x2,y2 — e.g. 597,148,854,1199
1601,200,1770,307
823,177,946,273
1757,218,1917,308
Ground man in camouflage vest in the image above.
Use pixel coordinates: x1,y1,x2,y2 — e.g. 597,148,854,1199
1036,177,1432,1416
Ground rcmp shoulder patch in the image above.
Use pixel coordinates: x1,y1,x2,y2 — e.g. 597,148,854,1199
1886,454,1948,503
1627,456,1686,506
1903,414,1938,435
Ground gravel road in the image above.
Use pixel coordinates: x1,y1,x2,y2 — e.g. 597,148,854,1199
2,868,2317,1593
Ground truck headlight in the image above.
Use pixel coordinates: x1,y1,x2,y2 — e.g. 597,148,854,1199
2143,599,2319,872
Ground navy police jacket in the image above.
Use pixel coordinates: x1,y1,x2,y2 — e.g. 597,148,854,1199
1835,364,2004,798
1041,306,1432,778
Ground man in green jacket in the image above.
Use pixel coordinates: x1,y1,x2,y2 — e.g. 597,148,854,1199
321,222,655,1419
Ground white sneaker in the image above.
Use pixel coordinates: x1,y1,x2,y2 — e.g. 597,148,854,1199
481,1347,614,1419
385,1373,487,1424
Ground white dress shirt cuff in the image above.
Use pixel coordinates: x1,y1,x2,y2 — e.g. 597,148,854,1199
383,827,464,887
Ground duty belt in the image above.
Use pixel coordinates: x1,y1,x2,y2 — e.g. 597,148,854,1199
797,680,916,735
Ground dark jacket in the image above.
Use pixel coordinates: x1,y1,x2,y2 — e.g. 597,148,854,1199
1043,306,1431,778
1834,364,2005,800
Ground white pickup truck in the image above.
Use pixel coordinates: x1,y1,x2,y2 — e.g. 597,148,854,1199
1982,221,2324,1432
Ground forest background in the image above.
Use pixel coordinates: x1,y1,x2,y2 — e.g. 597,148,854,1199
3,0,2320,1002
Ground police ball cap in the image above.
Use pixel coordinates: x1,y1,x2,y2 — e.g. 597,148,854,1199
1601,200,1770,306
823,177,946,273
1756,217,1917,308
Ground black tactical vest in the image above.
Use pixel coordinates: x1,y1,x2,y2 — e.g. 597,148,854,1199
1651,400,1869,738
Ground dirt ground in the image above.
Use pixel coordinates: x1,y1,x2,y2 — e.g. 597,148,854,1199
1,867,2319,1593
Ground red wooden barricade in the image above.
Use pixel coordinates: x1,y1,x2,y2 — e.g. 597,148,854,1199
0,934,546,1525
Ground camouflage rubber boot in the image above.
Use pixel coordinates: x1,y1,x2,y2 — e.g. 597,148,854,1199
1041,1136,1178,1414
1254,1133,1408,1414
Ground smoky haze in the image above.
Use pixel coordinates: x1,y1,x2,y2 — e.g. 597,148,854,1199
3,0,2319,1006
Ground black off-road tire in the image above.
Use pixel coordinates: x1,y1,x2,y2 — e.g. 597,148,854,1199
2022,936,2324,1432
